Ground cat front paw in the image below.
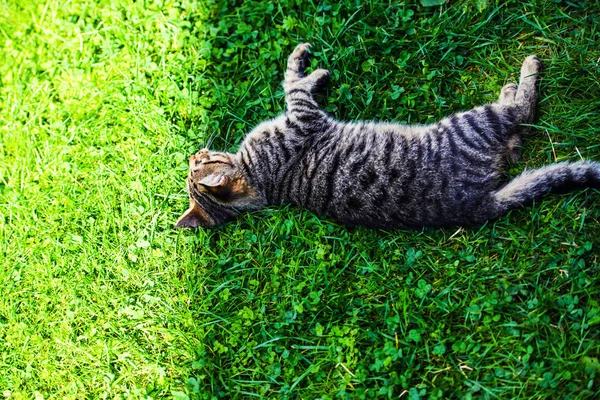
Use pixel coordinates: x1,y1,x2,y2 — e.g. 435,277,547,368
291,43,311,60
287,43,312,76
310,68,330,90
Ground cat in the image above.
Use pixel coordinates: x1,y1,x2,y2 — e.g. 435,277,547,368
176,43,600,229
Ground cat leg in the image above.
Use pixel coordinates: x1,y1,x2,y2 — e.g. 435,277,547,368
283,44,330,134
498,84,522,161
506,134,522,163
499,83,517,105
497,57,541,160
514,55,541,124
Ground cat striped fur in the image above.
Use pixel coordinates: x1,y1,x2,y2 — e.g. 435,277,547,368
176,43,600,229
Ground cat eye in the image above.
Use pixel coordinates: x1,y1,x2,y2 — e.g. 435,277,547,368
192,159,232,172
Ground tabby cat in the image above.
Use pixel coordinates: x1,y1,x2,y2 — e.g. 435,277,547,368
176,44,600,229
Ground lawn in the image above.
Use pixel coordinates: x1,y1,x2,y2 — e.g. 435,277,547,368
1,0,599,398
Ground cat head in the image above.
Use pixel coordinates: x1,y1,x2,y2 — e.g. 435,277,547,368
176,149,264,228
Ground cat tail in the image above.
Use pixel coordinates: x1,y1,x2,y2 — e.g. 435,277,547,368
491,160,600,216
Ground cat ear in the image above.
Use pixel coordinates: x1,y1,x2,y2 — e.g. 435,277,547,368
175,201,210,228
199,174,229,188
198,171,257,203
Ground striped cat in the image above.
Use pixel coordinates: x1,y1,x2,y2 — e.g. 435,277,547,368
176,43,600,229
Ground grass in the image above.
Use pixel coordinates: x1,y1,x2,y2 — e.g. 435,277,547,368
1,0,599,398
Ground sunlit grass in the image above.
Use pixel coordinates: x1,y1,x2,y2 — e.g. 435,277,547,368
1,0,599,398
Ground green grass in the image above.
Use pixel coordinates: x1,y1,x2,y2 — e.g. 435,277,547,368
1,0,600,398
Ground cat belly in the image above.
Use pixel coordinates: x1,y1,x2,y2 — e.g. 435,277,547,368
290,124,505,228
